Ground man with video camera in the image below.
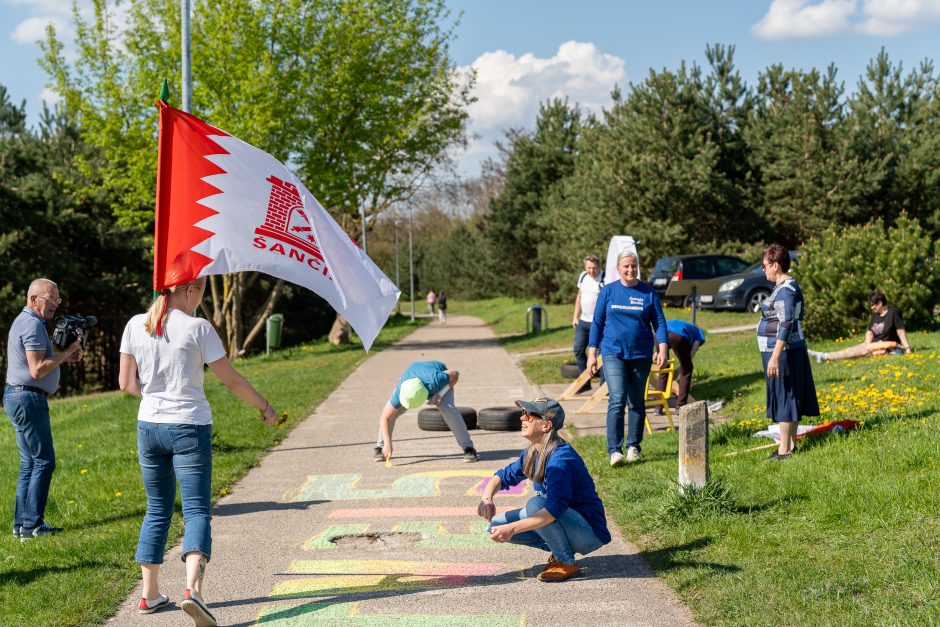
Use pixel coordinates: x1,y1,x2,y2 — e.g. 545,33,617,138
4,278,83,541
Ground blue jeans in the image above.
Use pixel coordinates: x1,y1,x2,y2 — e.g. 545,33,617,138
4,386,55,530
136,421,213,564
573,321,604,384
489,495,603,564
603,356,652,454
376,388,474,450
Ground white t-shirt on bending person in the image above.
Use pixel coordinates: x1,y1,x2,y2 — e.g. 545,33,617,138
120,309,228,425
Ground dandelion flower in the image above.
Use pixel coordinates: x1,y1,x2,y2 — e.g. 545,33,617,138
80,469,89,475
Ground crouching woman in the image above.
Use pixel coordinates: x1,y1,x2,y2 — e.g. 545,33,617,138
477,397,611,581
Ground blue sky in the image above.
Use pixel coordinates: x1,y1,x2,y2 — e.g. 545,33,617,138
2,0,939,174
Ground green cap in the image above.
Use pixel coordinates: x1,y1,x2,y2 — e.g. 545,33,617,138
399,378,429,409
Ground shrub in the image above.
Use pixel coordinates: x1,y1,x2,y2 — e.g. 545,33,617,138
799,213,938,339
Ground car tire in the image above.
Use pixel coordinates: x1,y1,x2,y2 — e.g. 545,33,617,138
417,407,478,432
478,407,523,431
747,289,771,313
560,361,581,379
682,295,696,309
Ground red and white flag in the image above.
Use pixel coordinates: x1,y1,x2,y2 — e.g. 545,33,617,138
154,101,400,350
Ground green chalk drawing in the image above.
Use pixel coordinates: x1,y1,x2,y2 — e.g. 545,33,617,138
257,601,523,625
302,521,492,551
288,470,495,502
394,521,492,549
303,524,371,550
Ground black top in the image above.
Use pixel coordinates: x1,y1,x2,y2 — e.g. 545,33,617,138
437,294,447,310
869,306,904,343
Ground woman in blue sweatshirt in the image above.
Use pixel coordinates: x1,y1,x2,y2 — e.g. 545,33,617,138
586,250,668,466
478,397,610,582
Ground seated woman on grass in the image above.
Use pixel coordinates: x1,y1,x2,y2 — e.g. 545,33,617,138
809,289,912,363
477,397,610,582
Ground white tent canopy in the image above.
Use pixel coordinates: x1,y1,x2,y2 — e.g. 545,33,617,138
604,236,638,284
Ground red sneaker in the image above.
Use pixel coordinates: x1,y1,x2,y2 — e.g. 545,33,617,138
137,594,169,614
181,589,217,626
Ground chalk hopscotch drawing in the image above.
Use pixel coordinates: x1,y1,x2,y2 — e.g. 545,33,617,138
303,521,493,551
287,470,526,502
256,600,524,625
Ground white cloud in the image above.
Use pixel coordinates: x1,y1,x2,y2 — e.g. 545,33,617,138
751,0,856,40
39,86,60,106
11,15,68,44
857,0,940,34
456,41,625,174
752,0,940,39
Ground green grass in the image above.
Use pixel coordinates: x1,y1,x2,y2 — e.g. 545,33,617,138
0,314,425,627
461,297,940,624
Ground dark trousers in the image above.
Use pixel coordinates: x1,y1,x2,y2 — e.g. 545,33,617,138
4,386,55,530
654,332,694,406
573,321,604,384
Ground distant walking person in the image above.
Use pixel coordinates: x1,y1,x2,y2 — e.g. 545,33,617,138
757,243,819,461
120,276,278,625
437,291,448,325
653,319,705,410
426,289,437,315
4,278,82,541
586,250,667,467
808,289,912,362
572,255,604,390
375,360,476,462
478,397,610,582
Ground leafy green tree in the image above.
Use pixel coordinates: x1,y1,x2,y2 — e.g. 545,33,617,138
745,64,878,244
42,0,472,353
486,98,581,300
799,213,938,339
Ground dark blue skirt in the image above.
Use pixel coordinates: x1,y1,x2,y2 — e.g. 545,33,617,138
761,347,820,423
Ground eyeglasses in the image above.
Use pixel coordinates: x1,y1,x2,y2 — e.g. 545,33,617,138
521,411,544,422
36,295,62,306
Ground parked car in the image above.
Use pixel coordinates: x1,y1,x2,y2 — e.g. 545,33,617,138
649,254,750,307
702,251,799,312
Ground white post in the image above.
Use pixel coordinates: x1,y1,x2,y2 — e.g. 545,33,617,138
678,401,710,491
359,206,367,254
409,209,415,322
394,220,401,315
181,0,192,113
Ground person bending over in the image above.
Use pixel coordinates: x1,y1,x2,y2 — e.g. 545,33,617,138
478,397,610,582
375,360,477,463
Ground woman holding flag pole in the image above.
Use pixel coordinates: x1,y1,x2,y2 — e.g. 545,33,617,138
120,271,278,626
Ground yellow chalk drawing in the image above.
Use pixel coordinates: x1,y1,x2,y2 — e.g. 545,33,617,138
256,600,523,625
302,522,493,551
286,469,499,502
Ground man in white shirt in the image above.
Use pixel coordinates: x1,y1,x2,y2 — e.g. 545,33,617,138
571,255,604,390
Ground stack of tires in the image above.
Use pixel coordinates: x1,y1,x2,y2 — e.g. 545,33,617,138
416,406,524,432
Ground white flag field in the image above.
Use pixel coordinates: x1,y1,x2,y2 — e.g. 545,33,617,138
154,102,400,350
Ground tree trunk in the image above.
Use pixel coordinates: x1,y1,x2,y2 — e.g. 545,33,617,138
240,279,284,354
328,313,350,345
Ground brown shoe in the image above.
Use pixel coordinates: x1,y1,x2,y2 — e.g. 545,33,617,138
537,561,581,582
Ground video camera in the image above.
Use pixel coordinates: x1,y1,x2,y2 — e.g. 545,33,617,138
52,315,97,349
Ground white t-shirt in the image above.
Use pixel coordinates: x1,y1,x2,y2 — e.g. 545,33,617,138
120,309,227,425
577,272,603,322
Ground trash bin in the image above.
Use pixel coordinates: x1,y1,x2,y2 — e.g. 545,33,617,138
266,314,284,354
526,305,547,334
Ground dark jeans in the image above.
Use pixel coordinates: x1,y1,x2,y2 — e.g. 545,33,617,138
573,321,604,383
602,356,651,454
4,385,55,530
654,332,694,406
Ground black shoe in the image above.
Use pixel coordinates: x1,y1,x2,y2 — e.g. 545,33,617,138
12,526,21,539
767,450,791,461
373,446,385,462
463,447,478,463
19,522,62,542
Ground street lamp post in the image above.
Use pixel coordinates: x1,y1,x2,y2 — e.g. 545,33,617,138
409,210,415,322
181,0,192,113
359,206,367,255
394,220,401,315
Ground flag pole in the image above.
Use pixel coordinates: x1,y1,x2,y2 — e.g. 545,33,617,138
409,208,415,322
181,0,192,113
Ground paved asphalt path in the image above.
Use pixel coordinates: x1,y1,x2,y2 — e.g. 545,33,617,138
108,315,697,626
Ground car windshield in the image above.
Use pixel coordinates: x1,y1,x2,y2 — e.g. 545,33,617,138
653,258,679,275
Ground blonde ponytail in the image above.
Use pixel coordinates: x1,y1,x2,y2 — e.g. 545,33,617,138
144,291,170,336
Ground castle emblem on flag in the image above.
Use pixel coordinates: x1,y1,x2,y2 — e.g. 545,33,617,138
254,175,324,260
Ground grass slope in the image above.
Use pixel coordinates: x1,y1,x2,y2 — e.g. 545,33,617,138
0,314,424,627
458,298,940,624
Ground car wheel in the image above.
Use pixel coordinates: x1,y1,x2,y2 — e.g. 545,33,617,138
747,289,770,313
682,295,695,309
417,407,478,432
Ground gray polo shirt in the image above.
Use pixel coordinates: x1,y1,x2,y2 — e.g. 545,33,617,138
5,307,59,394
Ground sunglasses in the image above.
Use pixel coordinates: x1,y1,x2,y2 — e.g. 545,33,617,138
521,411,544,422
